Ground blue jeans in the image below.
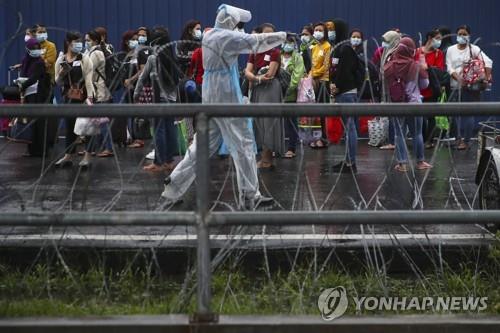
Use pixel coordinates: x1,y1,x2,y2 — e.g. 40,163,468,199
394,116,424,164
449,89,481,143
153,117,177,165
388,117,395,145
99,123,113,151
336,92,358,164
284,117,299,152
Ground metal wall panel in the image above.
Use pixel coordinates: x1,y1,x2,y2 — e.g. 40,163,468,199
2,0,500,99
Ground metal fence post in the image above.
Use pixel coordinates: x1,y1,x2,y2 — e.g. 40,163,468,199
192,112,217,323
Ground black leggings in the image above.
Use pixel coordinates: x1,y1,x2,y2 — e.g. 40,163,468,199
316,81,330,140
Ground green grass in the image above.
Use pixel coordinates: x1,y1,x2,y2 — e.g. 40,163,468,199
1,236,500,317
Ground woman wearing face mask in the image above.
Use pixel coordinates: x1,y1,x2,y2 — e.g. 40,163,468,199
85,30,113,158
177,20,202,75
325,20,336,46
282,35,305,158
33,24,57,98
309,22,331,149
418,29,445,148
133,27,179,173
446,25,493,150
17,38,51,156
54,31,95,168
125,27,152,149
118,31,141,147
376,29,402,151
299,24,315,73
330,18,360,173
350,29,364,55
385,37,432,172
245,23,285,169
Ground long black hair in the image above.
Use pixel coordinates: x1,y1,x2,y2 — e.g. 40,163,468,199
332,18,349,44
151,26,180,88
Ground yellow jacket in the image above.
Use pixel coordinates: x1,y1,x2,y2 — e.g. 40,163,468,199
310,41,331,82
41,40,57,83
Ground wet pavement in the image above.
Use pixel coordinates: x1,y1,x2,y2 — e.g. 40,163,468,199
0,136,494,249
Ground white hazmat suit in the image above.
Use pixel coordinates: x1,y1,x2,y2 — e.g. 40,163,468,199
161,4,287,209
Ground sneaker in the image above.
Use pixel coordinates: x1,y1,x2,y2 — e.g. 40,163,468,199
146,150,155,160
332,162,357,174
161,176,182,203
241,195,274,211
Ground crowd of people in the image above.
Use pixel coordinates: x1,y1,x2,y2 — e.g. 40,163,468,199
1,4,494,207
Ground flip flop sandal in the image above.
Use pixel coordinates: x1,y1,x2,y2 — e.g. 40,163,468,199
394,164,408,173
97,151,114,158
416,162,433,170
143,164,164,172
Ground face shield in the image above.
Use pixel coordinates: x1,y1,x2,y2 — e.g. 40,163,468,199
215,4,252,30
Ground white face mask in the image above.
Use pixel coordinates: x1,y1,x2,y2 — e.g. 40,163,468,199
193,29,202,40
24,35,31,42
301,35,311,44
313,31,324,41
431,38,442,49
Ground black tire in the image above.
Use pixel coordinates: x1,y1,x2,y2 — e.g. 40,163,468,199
479,157,500,232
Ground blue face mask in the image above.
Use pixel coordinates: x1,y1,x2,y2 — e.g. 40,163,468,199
382,41,390,48
71,42,83,54
328,30,336,42
283,43,295,53
28,48,42,58
138,36,147,44
432,38,442,49
36,32,48,43
128,40,139,49
85,41,93,51
350,37,362,47
457,35,469,45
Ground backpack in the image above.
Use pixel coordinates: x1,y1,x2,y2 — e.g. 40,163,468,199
97,46,122,93
355,54,381,100
388,77,407,103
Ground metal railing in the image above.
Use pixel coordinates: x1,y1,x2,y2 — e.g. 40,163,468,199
1,102,500,322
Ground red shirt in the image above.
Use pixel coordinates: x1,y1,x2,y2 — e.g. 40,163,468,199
187,48,204,85
417,47,445,99
248,48,281,71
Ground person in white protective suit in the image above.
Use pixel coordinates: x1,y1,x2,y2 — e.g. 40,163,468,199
161,4,287,210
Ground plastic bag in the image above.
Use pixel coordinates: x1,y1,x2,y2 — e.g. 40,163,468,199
297,77,316,103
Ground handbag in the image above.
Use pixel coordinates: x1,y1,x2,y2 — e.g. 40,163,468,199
435,90,450,131
297,77,316,103
368,117,389,147
7,118,33,144
132,117,152,140
462,46,488,91
66,68,87,102
74,117,100,136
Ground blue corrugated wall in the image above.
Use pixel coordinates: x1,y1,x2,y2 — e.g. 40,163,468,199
1,0,500,99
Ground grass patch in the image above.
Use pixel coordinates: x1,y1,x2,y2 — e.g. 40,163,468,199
1,236,500,317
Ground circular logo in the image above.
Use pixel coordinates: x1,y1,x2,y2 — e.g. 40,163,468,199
318,286,348,321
